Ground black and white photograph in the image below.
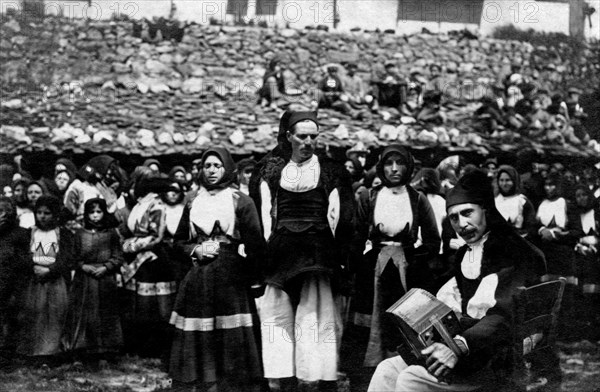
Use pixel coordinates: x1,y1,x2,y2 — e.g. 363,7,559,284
0,0,599,391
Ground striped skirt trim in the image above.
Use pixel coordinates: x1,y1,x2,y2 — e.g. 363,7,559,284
116,275,177,296
169,311,254,331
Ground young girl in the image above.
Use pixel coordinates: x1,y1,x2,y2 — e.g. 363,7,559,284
63,198,124,358
16,196,73,360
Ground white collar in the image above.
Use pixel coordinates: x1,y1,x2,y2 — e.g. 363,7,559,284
289,154,317,167
465,231,490,251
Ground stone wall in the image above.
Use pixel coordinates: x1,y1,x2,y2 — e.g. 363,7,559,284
0,14,598,158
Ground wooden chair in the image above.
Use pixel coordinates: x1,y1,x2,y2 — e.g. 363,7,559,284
508,278,566,391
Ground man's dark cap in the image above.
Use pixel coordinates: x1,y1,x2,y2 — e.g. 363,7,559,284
446,169,495,210
286,111,319,132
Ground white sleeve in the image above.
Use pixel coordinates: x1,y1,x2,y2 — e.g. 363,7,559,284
327,188,340,236
260,181,272,241
436,277,462,316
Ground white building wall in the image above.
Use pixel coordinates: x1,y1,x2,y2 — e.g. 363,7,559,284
1,0,597,40
336,0,398,31
479,0,570,36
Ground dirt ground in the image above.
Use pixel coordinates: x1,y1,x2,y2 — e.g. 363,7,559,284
0,341,599,392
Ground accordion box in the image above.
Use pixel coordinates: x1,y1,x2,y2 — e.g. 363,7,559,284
386,288,463,365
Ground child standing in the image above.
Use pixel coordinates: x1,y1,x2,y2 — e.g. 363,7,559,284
63,198,124,359
16,196,74,360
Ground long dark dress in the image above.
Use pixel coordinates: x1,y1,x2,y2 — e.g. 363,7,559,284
0,224,30,354
169,187,265,390
62,227,124,354
16,227,74,356
120,193,176,358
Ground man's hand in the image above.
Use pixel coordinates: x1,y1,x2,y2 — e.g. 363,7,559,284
422,343,459,379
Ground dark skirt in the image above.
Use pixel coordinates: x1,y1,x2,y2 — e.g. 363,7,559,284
341,246,411,370
538,241,576,277
16,277,68,356
168,246,262,387
120,244,177,357
62,266,123,354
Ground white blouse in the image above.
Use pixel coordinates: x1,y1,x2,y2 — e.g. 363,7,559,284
31,228,58,266
537,198,567,229
581,209,596,235
373,186,413,237
189,187,236,237
165,204,185,236
495,194,526,228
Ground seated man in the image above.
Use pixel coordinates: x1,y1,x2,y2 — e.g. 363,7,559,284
342,62,375,109
316,65,352,115
368,169,546,392
371,61,408,112
258,57,301,109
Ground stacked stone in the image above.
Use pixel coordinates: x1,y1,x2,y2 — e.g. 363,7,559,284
1,15,598,157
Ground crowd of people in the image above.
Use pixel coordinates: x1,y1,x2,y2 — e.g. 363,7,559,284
0,109,599,392
258,57,595,148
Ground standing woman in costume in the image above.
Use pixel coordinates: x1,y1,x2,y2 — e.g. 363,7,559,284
161,180,192,283
342,145,440,379
494,165,537,238
169,147,265,391
0,196,31,364
534,171,583,341
120,176,176,358
16,195,74,360
62,198,124,360
573,184,600,341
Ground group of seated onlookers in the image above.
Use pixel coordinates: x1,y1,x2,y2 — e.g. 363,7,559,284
257,58,594,148
476,63,591,146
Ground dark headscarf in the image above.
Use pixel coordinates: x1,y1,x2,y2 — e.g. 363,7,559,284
575,183,596,213
345,157,364,183
545,171,563,200
87,155,116,177
27,181,47,205
54,158,77,177
376,144,414,187
33,195,61,230
135,176,173,199
199,147,236,191
161,180,187,206
0,196,17,232
237,158,257,172
412,168,441,195
168,166,187,181
83,197,116,230
11,178,30,207
496,165,521,196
